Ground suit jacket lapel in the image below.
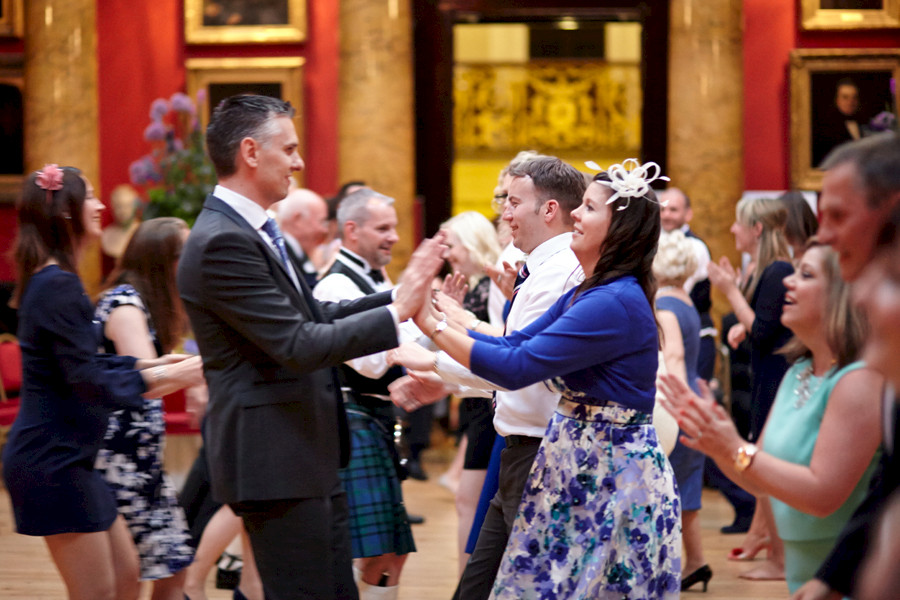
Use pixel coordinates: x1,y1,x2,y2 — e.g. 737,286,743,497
285,244,325,322
201,195,315,321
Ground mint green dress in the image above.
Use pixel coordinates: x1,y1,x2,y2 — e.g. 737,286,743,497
762,359,880,593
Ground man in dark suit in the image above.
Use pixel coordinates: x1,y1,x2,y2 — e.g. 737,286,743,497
177,94,442,600
276,187,329,289
791,131,900,599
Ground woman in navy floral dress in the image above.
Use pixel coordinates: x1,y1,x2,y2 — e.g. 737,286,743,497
406,161,681,599
94,217,197,599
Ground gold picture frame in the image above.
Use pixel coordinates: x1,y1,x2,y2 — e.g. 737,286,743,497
186,57,305,183
0,0,23,37
801,0,900,30
790,49,900,190
184,0,306,44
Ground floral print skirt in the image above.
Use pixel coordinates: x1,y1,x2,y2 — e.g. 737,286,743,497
490,399,682,600
95,398,194,580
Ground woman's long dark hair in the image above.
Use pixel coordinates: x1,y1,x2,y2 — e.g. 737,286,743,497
575,172,661,306
101,217,190,354
10,167,86,307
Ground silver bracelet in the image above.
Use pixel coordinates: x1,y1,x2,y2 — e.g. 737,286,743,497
469,316,482,331
152,365,168,385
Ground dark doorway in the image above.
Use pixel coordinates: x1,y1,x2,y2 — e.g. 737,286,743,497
414,0,669,235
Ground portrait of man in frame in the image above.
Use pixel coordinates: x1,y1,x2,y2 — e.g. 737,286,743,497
790,49,900,190
184,0,306,44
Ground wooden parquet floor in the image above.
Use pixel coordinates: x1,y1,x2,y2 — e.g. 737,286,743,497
0,437,791,600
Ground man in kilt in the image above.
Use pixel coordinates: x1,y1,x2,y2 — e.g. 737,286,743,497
312,188,422,600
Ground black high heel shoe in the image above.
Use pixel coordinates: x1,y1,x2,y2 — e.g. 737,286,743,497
681,565,712,592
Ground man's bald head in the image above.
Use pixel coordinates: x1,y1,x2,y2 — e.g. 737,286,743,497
276,188,329,254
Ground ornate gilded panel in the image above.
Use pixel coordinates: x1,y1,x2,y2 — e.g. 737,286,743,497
454,60,641,156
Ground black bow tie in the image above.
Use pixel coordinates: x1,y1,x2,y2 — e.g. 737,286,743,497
340,248,384,284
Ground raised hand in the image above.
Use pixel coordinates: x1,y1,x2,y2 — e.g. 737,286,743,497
727,322,747,349
393,232,448,321
486,260,518,300
708,256,739,294
441,271,468,305
433,290,470,327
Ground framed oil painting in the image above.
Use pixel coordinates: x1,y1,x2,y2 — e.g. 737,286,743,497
184,0,306,44
801,0,900,30
790,49,900,190
0,0,23,38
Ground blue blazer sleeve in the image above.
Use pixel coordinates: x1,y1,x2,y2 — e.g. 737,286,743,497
749,261,793,355
469,287,634,390
45,274,146,409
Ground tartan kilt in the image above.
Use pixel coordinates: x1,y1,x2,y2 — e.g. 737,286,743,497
340,403,416,558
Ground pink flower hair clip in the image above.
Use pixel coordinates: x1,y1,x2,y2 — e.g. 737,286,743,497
585,158,670,211
36,164,64,204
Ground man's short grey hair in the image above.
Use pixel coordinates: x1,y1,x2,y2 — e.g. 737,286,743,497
336,188,395,236
821,131,900,209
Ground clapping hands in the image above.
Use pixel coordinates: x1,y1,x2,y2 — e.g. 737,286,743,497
707,256,739,295
486,261,518,300
656,374,743,463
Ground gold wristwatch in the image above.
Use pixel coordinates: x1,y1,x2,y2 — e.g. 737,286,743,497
734,443,759,473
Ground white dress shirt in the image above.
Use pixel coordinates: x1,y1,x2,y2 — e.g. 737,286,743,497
314,247,426,380
679,224,711,296
214,184,301,290
437,232,584,438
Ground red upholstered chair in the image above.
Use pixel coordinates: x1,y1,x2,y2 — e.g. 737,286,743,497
163,389,201,435
0,333,22,403
0,333,22,448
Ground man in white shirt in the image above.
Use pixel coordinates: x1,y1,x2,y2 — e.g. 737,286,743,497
393,156,586,600
314,189,425,600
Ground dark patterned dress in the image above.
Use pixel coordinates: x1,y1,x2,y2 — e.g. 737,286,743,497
93,284,194,580
458,276,497,469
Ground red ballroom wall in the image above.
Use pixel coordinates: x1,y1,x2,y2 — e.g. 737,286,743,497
0,0,340,283
0,1,898,283
743,0,900,191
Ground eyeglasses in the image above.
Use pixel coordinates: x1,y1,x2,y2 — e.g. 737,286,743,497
491,192,508,213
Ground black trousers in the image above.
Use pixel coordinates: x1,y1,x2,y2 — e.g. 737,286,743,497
453,438,541,600
231,484,358,600
178,444,223,548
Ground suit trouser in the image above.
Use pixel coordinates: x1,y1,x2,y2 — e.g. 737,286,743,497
231,483,358,600
453,438,541,600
